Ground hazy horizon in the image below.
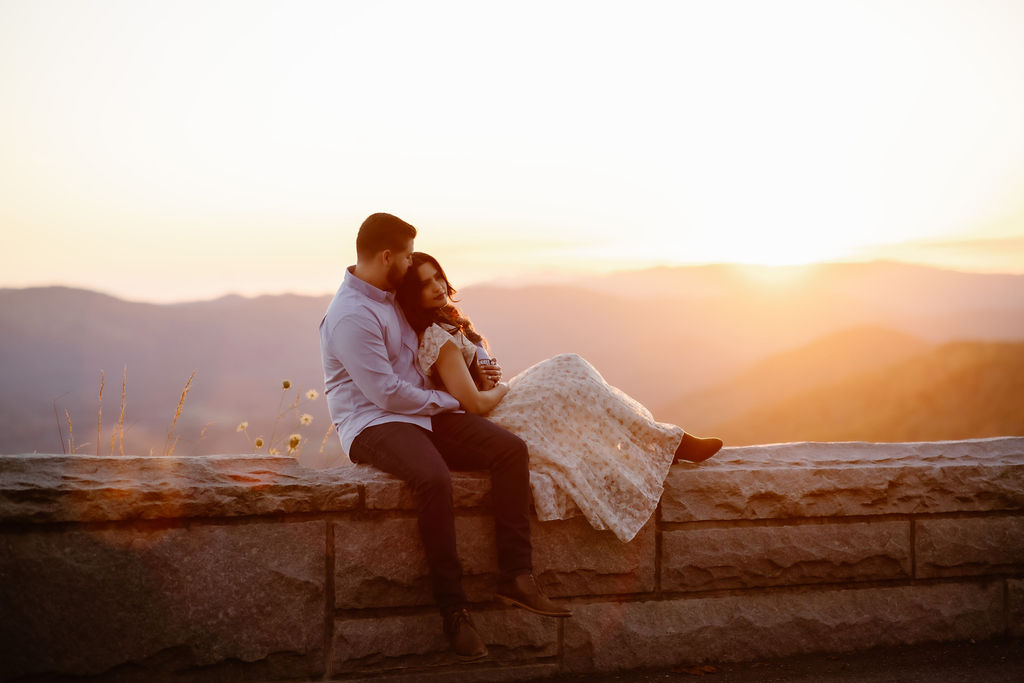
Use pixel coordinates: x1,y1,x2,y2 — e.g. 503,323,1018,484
9,253,1024,306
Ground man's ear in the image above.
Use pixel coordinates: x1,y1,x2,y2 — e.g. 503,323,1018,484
379,248,393,267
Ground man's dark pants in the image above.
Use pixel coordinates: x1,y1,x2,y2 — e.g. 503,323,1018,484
349,412,532,614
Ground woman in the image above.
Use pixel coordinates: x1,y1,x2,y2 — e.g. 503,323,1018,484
397,252,723,542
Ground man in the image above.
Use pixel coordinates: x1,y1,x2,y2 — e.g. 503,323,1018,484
319,212,570,661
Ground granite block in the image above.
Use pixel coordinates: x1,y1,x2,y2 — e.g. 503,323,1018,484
662,521,911,591
563,582,1003,672
332,608,558,674
0,520,326,680
662,439,1024,522
334,516,498,608
916,516,1024,578
533,515,656,597
0,453,359,522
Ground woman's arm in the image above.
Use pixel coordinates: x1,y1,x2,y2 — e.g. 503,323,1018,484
434,340,508,414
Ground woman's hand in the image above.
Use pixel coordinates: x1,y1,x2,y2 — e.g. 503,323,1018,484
477,359,503,389
436,342,507,414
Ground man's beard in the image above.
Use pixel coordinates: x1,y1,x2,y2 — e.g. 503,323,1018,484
386,262,405,289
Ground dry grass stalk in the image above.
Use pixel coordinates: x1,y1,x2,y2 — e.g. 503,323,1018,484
118,366,126,456
65,408,74,454
318,423,334,454
97,370,104,457
163,370,196,457
194,421,214,455
53,400,67,454
267,387,299,451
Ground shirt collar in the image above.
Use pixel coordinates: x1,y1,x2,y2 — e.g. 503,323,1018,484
343,266,394,303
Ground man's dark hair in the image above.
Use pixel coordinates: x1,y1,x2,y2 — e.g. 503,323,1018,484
356,213,417,260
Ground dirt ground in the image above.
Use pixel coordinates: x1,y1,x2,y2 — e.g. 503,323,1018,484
528,638,1024,683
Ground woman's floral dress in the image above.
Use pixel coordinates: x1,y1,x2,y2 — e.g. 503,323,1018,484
418,323,683,542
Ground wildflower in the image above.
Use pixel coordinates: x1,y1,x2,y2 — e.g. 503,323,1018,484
306,389,319,400
236,421,248,432
288,433,302,452
254,437,265,449
282,380,292,390
269,448,280,455
300,413,313,426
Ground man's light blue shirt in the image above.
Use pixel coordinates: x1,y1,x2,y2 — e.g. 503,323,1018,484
319,267,461,455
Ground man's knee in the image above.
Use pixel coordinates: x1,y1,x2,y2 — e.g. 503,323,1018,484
495,430,529,467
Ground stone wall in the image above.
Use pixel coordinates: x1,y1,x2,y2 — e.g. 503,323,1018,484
1,437,1022,682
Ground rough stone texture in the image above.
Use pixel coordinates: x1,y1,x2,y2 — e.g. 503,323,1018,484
344,662,561,683
6,438,1020,525
0,520,326,680
532,516,656,597
334,516,498,608
361,466,492,511
3,441,1022,680
563,582,1004,673
333,514,657,609
0,453,359,522
1010,579,1024,638
916,516,1024,578
332,608,558,675
662,521,911,591
662,438,1024,522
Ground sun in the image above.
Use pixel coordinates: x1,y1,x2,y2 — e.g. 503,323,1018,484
636,213,865,269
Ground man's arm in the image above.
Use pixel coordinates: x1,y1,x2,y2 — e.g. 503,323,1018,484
329,314,460,415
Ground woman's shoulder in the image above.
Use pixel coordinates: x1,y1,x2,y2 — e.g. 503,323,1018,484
423,322,457,342
417,323,458,373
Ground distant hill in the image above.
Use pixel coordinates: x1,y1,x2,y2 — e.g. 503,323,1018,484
462,261,1024,408
455,284,736,409
707,341,1024,444
0,286,340,465
658,326,932,433
1,261,1022,458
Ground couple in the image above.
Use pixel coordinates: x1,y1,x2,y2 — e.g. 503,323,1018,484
319,213,722,661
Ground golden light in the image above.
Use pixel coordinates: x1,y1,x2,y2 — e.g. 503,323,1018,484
0,0,1022,301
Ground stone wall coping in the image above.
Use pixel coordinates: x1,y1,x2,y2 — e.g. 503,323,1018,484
2,437,1022,524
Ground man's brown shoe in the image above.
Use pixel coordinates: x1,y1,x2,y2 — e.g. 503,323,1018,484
443,608,488,661
495,574,571,618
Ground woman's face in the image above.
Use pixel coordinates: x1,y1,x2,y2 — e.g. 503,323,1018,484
417,262,448,310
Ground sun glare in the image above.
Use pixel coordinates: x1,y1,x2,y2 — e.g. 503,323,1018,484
1,1,1023,301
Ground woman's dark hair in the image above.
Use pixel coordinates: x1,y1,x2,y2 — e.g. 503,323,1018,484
398,252,487,348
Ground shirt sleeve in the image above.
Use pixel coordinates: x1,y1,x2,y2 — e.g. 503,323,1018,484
328,313,460,415
418,324,457,375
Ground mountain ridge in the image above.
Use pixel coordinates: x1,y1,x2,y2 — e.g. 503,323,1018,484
2,261,1022,458
708,341,1024,444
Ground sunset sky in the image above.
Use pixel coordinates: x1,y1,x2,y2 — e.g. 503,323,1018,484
2,0,1023,303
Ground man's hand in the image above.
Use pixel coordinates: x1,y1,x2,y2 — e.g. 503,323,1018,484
477,359,503,389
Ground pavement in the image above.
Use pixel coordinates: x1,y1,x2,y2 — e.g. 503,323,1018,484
526,638,1024,683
